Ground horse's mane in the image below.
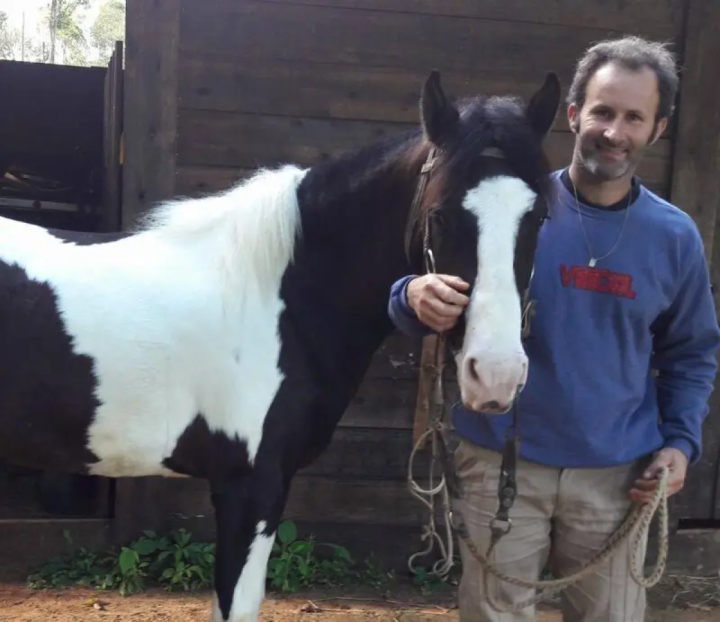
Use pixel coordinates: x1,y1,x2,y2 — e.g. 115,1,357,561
136,165,306,293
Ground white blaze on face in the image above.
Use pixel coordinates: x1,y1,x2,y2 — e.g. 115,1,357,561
457,175,536,414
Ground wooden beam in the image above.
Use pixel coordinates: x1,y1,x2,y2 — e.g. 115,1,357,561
668,0,720,260
100,41,123,233
667,0,720,523
122,0,181,229
113,0,181,542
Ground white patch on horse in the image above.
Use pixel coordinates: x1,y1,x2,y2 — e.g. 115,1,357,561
457,175,536,413
0,165,307,477
212,520,274,622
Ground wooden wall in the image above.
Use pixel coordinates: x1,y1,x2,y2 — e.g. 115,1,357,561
120,0,720,565
169,0,682,200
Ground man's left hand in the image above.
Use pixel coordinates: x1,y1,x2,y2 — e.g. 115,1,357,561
629,447,688,504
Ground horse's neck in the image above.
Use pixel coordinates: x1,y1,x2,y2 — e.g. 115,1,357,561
281,151,422,384
298,158,419,316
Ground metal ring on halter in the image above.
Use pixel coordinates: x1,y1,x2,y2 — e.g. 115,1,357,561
424,247,437,274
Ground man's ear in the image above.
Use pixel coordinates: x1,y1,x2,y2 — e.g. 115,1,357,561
567,102,580,134
649,117,669,145
420,70,459,145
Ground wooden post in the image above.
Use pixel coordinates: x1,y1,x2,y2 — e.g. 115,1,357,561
122,0,181,230
100,41,124,233
113,0,182,545
666,0,720,524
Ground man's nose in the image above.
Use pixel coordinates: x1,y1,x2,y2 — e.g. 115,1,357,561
603,121,624,143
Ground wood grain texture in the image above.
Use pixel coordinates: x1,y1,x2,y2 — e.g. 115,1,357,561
114,0,183,543
122,0,181,229
178,57,572,126
665,0,720,523
179,1,681,78
175,110,672,197
164,475,441,527
235,0,683,39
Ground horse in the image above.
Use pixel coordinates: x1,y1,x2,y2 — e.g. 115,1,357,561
0,69,561,621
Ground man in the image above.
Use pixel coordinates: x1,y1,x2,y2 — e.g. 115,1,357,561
388,36,720,621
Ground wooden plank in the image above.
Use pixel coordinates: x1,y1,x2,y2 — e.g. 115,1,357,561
178,58,572,126
179,2,679,79
339,378,418,430
174,165,253,196
164,475,440,527
112,476,169,546
176,110,672,195
0,518,111,581
122,0,181,229
100,41,124,233
298,427,431,480
646,528,720,575
668,0,720,263
665,0,720,524
237,0,683,40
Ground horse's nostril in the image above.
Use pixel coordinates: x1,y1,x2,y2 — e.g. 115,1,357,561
481,400,500,411
467,357,480,383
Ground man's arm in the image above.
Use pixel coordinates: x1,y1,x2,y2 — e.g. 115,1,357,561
650,229,720,466
387,275,434,338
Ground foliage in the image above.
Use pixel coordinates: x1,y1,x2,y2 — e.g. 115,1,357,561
2,0,126,66
0,11,21,60
90,0,125,64
27,521,396,597
28,528,215,596
46,0,92,64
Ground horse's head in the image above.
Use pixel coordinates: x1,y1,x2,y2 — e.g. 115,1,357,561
407,70,561,415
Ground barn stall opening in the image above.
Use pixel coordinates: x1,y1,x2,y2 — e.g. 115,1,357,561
1,0,718,582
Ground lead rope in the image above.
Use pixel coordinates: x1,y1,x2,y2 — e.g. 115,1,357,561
406,213,670,613
406,327,671,612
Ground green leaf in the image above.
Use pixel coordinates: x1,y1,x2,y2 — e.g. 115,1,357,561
118,548,138,575
132,538,159,556
277,521,297,545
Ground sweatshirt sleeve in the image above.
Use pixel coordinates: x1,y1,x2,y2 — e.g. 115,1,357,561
387,275,434,338
651,229,720,465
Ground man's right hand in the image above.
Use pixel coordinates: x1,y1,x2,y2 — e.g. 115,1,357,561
406,274,470,332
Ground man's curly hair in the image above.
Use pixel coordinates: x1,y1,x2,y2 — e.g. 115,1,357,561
567,36,680,121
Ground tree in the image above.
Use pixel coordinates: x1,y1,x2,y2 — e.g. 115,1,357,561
0,10,21,60
90,0,125,65
46,0,90,64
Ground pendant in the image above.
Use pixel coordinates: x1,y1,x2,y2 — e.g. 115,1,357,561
589,258,597,268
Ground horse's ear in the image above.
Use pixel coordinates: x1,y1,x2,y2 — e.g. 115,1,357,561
526,72,561,138
420,70,459,145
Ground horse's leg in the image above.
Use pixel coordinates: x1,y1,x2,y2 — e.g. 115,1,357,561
210,468,289,622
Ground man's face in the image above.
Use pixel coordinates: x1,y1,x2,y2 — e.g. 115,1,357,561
568,62,668,182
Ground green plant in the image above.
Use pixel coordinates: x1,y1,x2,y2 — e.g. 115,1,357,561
266,520,354,592
27,528,215,595
26,522,417,598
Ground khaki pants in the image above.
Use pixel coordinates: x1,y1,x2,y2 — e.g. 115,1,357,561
452,438,650,622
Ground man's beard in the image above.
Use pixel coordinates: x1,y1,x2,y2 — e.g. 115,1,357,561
576,135,636,182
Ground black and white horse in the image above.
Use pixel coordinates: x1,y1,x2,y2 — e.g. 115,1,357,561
0,71,560,621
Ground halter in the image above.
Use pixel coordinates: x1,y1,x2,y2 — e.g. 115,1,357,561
411,143,538,543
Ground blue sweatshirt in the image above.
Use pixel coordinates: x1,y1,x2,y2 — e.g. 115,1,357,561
388,170,720,468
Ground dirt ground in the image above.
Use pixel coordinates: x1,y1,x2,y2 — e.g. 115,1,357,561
1,578,719,622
